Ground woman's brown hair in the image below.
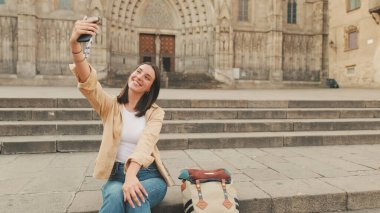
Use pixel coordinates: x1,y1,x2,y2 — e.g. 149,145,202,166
117,62,161,117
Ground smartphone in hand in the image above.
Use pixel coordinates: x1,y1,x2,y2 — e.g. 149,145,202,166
77,16,101,43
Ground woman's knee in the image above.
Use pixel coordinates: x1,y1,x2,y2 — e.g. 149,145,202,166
142,178,167,207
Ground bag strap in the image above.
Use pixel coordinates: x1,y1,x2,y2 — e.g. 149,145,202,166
195,179,208,210
221,179,233,209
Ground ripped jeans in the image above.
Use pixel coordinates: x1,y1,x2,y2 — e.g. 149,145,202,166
99,162,167,213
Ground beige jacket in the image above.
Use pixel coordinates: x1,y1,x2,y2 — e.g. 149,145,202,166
70,64,173,186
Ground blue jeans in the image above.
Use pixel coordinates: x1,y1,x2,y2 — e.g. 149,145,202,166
100,162,167,213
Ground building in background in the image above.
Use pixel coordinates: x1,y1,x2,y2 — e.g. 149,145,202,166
0,0,328,88
329,0,380,88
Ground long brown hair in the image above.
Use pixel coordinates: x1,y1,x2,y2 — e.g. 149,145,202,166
117,62,161,117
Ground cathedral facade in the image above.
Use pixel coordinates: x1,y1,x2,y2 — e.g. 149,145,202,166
0,0,328,88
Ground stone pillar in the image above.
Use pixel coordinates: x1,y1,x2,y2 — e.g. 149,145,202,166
214,0,234,84
16,0,37,78
266,0,283,82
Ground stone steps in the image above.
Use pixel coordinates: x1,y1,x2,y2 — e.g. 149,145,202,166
0,118,380,136
2,130,380,154
2,98,380,154
2,98,380,108
2,108,380,121
2,118,380,137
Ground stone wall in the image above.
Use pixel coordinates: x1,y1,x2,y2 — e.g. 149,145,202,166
0,16,17,75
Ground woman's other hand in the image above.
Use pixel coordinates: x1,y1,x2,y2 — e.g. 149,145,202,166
122,174,148,208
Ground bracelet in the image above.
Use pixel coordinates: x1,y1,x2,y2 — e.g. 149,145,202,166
72,49,82,54
74,56,86,63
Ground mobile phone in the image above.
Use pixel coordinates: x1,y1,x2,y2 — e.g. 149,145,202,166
77,16,101,43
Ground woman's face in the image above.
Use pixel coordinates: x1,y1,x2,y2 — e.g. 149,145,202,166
128,64,156,94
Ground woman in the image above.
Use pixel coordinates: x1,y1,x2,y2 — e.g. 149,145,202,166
69,17,173,213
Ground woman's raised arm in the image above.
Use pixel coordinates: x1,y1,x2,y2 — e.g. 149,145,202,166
69,17,99,83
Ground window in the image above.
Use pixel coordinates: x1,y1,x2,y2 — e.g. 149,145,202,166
347,0,360,12
287,0,297,24
59,0,71,10
238,0,249,22
345,26,359,50
346,65,356,75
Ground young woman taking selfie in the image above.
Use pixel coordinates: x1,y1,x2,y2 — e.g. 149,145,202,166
69,17,173,213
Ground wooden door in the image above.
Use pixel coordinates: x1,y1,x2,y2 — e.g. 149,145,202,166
139,34,175,72
139,34,156,64
159,35,175,72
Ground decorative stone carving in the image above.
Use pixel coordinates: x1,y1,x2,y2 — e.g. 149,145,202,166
139,0,176,29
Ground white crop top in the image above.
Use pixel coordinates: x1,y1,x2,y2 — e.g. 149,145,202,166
115,107,146,163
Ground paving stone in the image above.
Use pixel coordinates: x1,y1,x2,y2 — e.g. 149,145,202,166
232,173,253,182
234,182,272,213
225,122,293,132
0,98,57,108
288,101,365,108
0,110,31,121
57,139,101,152
235,148,269,158
0,123,56,136
237,110,287,119
247,100,288,108
0,177,30,194
0,192,74,213
2,140,56,154
285,156,352,178
254,178,346,213
21,167,86,193
284,135,324,146
57,98,91,108
156,99,192,108
68,190,101,213
321,175,380,210
185,149,238,172
31,109,93,121
260,147,303,158
189,136,283,149
80,177,106,191
287,110,340,119
323,134,380,146
162,122,224,133
244,168,289,181
48,152,96,168
57,123,102,135
340,110,375,118
212,149,267,169
191,100,248,108
158,138,188,150
169,110,237,120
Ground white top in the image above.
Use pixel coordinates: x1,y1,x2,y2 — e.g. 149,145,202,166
115,107,146,163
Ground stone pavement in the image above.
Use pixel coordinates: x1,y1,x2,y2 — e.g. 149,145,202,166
1,144,380,213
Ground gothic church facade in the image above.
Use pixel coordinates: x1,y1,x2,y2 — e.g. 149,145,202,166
0,0,328,88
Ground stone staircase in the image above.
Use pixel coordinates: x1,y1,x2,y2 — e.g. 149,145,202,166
2,98,380,154
2,98,380,212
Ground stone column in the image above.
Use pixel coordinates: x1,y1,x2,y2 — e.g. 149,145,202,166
266,0,283,82
16,0,37,78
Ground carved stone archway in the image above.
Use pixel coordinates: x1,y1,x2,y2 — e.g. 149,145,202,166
105,0,216,79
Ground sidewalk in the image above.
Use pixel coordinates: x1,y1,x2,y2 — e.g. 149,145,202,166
1,144,380,212
0,86,380,100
